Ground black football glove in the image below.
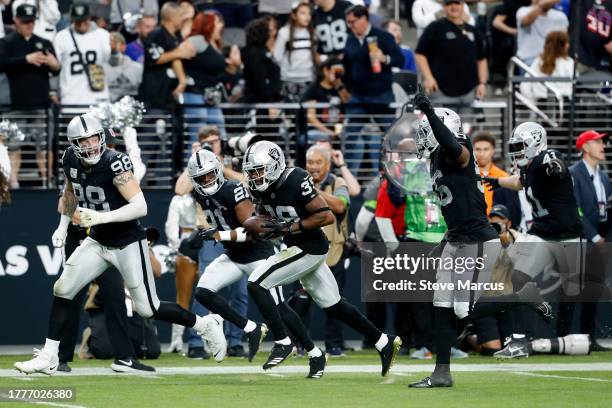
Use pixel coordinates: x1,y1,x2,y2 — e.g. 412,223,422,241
261,219,293,240
198,228,219,241
413,84,435,116
545,157,564,176
481,176,500,191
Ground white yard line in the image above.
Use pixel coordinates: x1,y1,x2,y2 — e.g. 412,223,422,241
1,363,611,378
511,371,612,383
0,393,87,408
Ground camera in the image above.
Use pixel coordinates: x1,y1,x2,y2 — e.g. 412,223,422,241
227,131,265,158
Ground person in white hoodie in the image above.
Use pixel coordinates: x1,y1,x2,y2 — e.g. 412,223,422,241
12,0,61,41
412,0,473,38
274,1,316,101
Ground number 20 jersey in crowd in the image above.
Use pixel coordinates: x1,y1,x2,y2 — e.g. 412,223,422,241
193,179,275,264
61,146,146,247
250,167,329,255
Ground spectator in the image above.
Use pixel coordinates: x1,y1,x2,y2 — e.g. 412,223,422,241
519,30,574,101
54,3,111,107
109,0,159,27
200,0,255,29
492,0,530,38
571,0,612,74
138,1,194,112
274,1,317,101
314,137,361,196
570,130,611,244
412,0,474,38
473,132,521,227
312,0,353,58
183,11,227,149
415,0,487,111
0,4,60,188
342,5,403,176
180,0,195,39
383,19,416,72
220,44,244,102
104,32,143,102
515,0,568,66
242,17,282,103
12,0,61,41
301,57,350,146
125,14,157,63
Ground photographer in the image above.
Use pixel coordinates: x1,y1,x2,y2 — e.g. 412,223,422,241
300,57,350,147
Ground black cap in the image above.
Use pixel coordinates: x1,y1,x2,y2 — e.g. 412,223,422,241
489,204,510,221
16,4,37,22
71,3,90,21
444,0,463,4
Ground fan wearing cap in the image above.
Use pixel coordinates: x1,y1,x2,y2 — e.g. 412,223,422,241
569,130,610,244
11,0,61,41
53,3,111,106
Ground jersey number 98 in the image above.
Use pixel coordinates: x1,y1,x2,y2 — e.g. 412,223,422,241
73,182,110,212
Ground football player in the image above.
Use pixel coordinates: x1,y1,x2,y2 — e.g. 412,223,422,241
15,114,225,375
408,90,551,388
242,141,401,375
187,149,328,378
483,122,583,358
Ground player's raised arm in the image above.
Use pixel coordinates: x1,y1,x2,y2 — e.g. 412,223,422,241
78,169,147,228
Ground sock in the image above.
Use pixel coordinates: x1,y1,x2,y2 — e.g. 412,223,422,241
243,320,256,333
308,346,323,358
275,336,291,346
513,333,526,339
247,282,288,341
154,301,196,327
278,302,315,351
374,334,389,351
324,299,381,341
47,296,73,341
194,287,248,329
43,338,60,355
433,306,456,365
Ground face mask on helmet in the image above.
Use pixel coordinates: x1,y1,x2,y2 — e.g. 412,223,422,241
244,165,270,192
508,138,528,168
192,168,223,195
415,121,439,159
73,132,105,165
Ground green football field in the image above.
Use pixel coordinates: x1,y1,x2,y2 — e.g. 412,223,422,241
0,351,611,408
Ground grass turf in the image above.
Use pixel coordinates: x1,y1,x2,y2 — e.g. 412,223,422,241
0,352,610,408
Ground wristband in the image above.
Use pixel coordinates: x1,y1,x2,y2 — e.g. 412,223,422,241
235,227,247,242
218,230,232,241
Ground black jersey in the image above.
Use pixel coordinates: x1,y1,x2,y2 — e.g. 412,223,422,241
313,0,352,55
194,179,275,264
520,150,583,239
430,137,497,242
251,167,329,255
61,147,146,247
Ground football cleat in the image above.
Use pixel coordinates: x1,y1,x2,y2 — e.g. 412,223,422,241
378,335,402,376
199,314,227,362
410,347,433,360
111,357,156,373
494,336,532,359
186,347,210,360
57,362,71,373
450,347,469,359
408,375,453,388
306,351,327,379
263,343,295,370
14,348,59,375
247,323,268,362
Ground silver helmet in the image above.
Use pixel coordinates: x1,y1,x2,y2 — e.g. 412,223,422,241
242,141,286,192
508,122,547,168
415,107,463,158
66,113,105,165
187,149,225,195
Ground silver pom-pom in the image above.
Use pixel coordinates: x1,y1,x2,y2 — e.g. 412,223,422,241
89,96,145,132
0,120,26,143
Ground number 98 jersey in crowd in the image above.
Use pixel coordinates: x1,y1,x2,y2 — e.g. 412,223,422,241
250,167,329,255
193,179,275,264
61,146,146,247
520,149,583,239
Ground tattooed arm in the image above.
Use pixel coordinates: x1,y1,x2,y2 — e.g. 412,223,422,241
61,180,78,216
78,171,147,227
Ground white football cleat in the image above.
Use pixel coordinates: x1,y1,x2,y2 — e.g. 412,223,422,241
166,323,185,353
199,314,226,362
14,348,59,375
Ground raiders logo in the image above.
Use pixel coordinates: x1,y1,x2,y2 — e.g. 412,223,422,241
268,148,280,161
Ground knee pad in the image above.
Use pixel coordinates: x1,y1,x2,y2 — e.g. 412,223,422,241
53,276,76,300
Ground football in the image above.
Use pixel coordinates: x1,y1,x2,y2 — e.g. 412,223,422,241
243,214,274,237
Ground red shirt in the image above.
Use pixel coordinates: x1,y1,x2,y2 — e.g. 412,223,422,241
374,180,406,235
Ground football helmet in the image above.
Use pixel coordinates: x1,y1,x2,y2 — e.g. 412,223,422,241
187,149,225,195
508,122,547,168
415,108,463,158
242,141,286,192
66,113,105,165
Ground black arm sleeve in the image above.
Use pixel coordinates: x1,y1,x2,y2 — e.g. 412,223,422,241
425,111,463,160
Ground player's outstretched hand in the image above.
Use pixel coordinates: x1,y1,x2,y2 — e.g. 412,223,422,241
198,228,219,242
481,176,500,191
414,84,435,116
78,207,106,228
51,227,68,248
261,219,293,240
